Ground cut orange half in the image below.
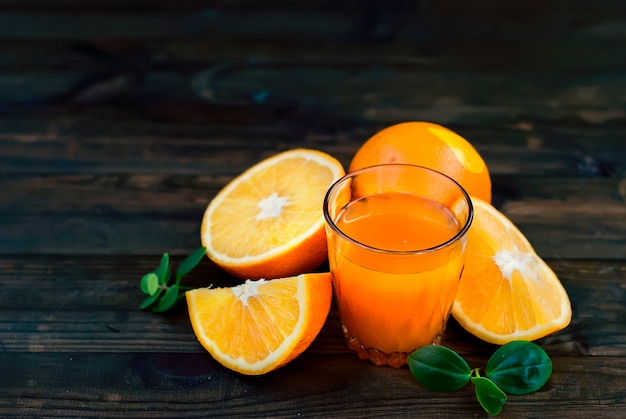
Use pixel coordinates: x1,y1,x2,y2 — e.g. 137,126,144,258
186,272,332,375
451,197,572,345
201,148,345,279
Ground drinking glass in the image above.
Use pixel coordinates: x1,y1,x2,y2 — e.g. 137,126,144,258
323,164,473,367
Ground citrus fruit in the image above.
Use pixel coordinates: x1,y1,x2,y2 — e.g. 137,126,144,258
186,272,332,375
201,148,345,279
349,121,492,203
451,197,572,345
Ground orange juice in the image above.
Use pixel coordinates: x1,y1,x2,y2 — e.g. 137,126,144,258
323,164,473,367
328,192,466,357
335,192,460,252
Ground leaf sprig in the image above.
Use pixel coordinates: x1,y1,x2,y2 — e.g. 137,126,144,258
139,247,208,312
408,341,552,416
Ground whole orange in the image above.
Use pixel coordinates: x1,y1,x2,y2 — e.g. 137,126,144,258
349,121,492,203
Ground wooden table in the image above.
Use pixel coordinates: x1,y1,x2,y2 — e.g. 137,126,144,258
2,1,625,417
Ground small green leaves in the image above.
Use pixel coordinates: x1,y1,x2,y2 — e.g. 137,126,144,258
139,247,206,312
140,273,158,295
154,253,170,284
409,341,553,416
152,284,180,313
408,345,471,392
176,247,208,279
139,290,162,310
472,375,507,416
486,340,552,395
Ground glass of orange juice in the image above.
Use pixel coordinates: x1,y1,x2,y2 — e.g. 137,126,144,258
323,164,473,367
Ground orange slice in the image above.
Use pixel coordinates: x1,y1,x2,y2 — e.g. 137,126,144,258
200,148,345,279
186,272,332,375
451,197,572,345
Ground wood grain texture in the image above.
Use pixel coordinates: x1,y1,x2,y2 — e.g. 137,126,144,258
1,1,625,417
0,257,622,357
1,353,624,418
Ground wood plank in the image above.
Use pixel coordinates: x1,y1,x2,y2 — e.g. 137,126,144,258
2,38,625,83
0,11,361,41
0,257,623,356
0,215,203,255
0,352,624,418
2,199,624,257
3,66,626,124
0,173,224,215
0,208,626,260
1,118,625,176
1,174,623,215
0,0,625,15
0,1,624,46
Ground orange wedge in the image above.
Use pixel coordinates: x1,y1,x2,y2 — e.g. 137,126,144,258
186,272,332,375
451,197,572,345
200,148,345,279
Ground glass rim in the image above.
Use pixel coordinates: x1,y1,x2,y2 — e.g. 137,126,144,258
323,163,474,256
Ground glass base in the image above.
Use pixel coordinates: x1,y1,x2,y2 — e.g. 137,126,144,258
343,325,444,368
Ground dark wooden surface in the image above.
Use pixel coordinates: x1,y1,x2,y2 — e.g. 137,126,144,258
1,1,626,417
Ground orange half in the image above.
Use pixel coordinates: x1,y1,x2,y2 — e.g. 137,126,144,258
201,148,345,279
451,198,572,344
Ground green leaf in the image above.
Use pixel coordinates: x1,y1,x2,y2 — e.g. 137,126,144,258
139,289,163,310
154,253,170,285
408,345,472,392
140,273,155,294
143,273,159,296
472,376,507,416
485,341,552,395
152,284,180,313
176,247,206,278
